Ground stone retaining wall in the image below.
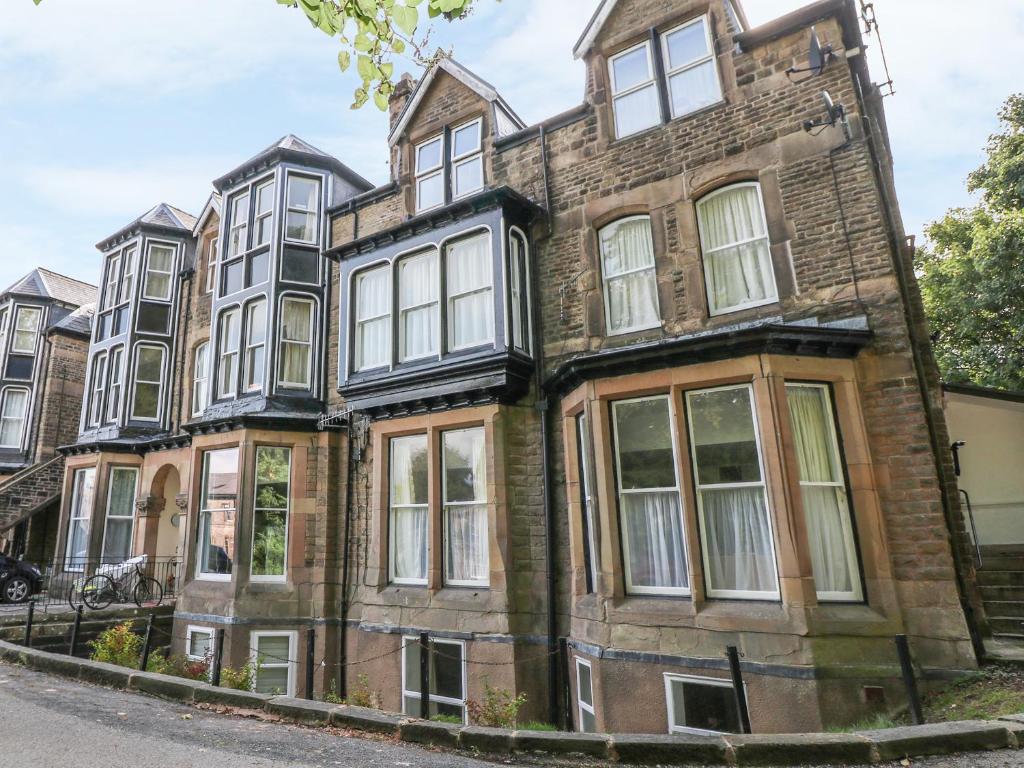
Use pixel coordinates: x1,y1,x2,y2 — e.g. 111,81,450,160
1,638,1021,766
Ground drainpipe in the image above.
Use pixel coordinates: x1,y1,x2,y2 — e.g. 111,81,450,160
337,415,355,700
175,270,194,433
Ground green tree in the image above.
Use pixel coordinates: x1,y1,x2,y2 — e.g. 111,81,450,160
30,0,476,110
916,94,1024,391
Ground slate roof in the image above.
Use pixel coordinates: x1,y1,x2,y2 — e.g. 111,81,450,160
97,202,197,250
212,134,373,193
3,268,98,308
49,302,96,337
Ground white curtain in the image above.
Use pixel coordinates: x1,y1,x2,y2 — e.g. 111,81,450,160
102,469,136,563
0,390,27,446
788,386,856,596
443,428,487,583
447,235,492,348
400,252,438,358
601,218,659,332
702,487,775,593
356,268,389,369
280,300,311,384
446,505,487,582
391,436,428,581
698,186,775,312
622,491,688,589
392,507,427,581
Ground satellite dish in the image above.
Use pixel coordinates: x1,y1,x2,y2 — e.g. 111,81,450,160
788,27,833,79
821,90,835,115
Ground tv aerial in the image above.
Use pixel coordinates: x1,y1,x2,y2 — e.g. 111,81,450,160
786,27,835,82
802,90,851,140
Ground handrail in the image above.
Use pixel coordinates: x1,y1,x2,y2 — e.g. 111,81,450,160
960,488,982,569
0,454,64,494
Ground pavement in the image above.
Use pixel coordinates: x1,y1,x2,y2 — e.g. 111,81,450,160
0,661,1021,768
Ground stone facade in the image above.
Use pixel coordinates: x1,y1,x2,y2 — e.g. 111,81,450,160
49,0,981,736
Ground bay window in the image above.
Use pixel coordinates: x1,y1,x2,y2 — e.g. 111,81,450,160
197,447,238,578
278,297,314,388
12,306,41,354
253,181,276,247
142,243,175,301
192,342,209,416
402,637,466,721
415,136,444,212
228,192,249,258
609,42,660,138
0,388,29,448
106,348,124,423
446,233,493,350
695,183,777,315
88,352,108,427
451,118,483,199
686,384,778,599
119,246,137,303
103,254,120,310
389,435,429,585
612,396,688,595
661,16,721,118
786,383,862,601
218,308,240,398
285,175,320,243
353,266,390,371
101,467,138,563
251,446,290,579
398,250,439,361
131,345,165,421
0,307,7,356
443,427,488,587
600,216,660,334
65,467,96,570
243,299,267,392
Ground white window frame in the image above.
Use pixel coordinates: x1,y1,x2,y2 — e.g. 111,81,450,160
0,387,30,450
611,394,689,596
196,447,239,582
785,382,863,602
88,351,108,427
106,347,124,424
599,216,661,335
142,242,176,302
576,658,597,733
442,426,489,588
398,249,440,363
228,191,250,258
130,344,166,423
445,232,494,352
277,296,315,389
660,15,722,119
0,306,8,358
284,174,321,245
685,382,780,600
388,434,429,586
414,135,444,213
400,636,467,723
185,625,213,670
695,182,778,316
450,117,483,200
103,254,120,310
664,672,741,736
353,265,391,372
119,246,137,304
217,307,241,399
608,40,659,139
243,298,268,393
251,630,297,697
253,180,276,248
250,445,291,582
508,228,531,355
11,305,41,354
65,467,96,571
576,412,599,594
206,237,219,295
192,342,209,417
100,466,139,563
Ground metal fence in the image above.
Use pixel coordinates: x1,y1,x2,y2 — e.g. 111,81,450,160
30,556,181,611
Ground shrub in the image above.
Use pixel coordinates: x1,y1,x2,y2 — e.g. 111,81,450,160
467,685,527,728
347,674,381,709
147,653,209,681
220,661,256,692
89,622,142,668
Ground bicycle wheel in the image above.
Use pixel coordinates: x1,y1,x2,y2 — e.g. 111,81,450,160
82,574,115,610
133,576,164,607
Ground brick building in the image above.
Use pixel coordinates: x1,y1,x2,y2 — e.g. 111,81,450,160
50,0,984,734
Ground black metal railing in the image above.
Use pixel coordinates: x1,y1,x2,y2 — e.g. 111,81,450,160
26,556,182,611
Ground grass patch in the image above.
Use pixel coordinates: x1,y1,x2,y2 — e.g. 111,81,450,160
518,721,559,731
923,664,1024,722
430,714,464,725
827,712,905,733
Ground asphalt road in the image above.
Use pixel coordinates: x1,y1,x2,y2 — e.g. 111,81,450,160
0,661,1021,768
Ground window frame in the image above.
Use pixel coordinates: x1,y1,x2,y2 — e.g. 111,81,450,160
88,351,108,428
252,179,276,249
695,182,778,317
65,467,96,571
206,237,219,295
576,657,598,733
217,306,242,400
450,117,484,200
276,295,316,390
103,253,120,311
441,426,489,588
608,40,660,139
251,630,298,697
388,434,429,587
598,215,661,336
11,305,42,355
195,446,239,582
250,445,291,582
129,343,167,423
663,672,741,736
610,394,690,596
352,263,392,373
106,347,124,424
396,247,440,363
685,382,780,600
227,190,250,260
100,466,139,564
118,246,137,305
507,227,532,355
141,241,176,302
400,635,468,723
576,412,600,595
414,134,445,213
185,625,213,669
444,231,494,353
659,15,722,120
192,341,210,417
283,173,321,246
243,297,268,394
0,386,30,450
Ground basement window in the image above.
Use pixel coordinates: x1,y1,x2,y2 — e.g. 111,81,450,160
252,631,297,696
402,636,467,722
576,658,597,732
664,673,741,734
186,627,212,663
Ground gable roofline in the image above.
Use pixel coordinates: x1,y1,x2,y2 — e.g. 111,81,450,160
96,202,197,250
192,192,222,237
212,134,373,193
572,0,749,59
387,57,526,147
2,268,97,308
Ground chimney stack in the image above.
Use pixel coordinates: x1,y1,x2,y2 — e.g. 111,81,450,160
389,73,416,133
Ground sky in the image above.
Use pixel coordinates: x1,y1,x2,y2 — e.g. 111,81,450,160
1,0,1022,292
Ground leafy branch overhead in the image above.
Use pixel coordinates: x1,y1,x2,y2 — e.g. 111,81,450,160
276,0,476,109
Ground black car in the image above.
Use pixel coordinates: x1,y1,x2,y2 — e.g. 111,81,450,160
0,555,43,604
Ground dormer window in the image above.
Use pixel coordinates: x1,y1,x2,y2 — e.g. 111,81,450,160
451,118,483,200
285,175,320,244
608,14,722,139
142,243,175,301
415,137,444,212
253,181,276,248
228,192,249,258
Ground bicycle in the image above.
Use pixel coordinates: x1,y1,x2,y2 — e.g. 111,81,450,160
82,559,164,610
